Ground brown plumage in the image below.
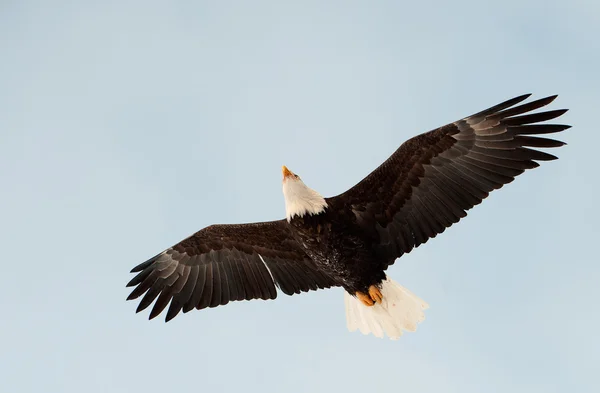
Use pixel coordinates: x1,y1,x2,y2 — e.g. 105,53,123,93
338,94,568,267
126,94,569,331
128,221,336,322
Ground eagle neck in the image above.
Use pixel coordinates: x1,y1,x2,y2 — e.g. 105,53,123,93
283,181,327,222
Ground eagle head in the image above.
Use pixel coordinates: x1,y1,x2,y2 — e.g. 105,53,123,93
281,166,327,221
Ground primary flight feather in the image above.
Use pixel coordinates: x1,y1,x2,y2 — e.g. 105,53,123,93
126,94,569,339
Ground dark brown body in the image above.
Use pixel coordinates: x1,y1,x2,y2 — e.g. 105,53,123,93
288,201,389,293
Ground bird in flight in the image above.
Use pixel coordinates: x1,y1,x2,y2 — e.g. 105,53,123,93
126,94,569,339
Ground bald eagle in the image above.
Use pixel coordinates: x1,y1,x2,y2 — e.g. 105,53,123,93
126,94,569,339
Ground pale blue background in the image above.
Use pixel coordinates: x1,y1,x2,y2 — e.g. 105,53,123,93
1,1,599,392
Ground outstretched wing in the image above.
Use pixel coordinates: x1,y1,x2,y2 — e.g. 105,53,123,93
126,220,337,321
329,94,570,266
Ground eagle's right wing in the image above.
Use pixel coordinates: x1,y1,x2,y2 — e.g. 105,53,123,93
126,220,337,321
328,94,570,266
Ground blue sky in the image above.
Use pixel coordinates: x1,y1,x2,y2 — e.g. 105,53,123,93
1,1,599,392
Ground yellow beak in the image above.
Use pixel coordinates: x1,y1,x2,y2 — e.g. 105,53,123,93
282,165,294,180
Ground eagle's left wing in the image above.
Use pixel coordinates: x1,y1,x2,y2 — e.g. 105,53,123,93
126,220,337,321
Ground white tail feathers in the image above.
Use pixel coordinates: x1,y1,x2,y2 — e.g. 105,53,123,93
344,278,429,340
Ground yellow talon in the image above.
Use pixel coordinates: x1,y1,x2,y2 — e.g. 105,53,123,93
368,285,383,304
356,285,383,306
356,291,374,307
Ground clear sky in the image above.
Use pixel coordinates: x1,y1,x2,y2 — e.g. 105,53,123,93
1,1,599,392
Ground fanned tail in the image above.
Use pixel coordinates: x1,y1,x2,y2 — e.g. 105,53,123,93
344,277,429,340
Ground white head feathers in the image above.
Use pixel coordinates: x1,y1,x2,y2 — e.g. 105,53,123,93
282,166,327,221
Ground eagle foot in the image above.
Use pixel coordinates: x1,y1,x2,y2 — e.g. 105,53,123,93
368,285,383,304
356,285,383,307
356,291,374,306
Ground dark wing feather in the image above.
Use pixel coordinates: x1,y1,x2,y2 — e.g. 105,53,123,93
329,94,570,266
126,220,337,321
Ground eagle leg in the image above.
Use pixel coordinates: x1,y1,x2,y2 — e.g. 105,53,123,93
356,291,374,307
368,285,383,304
356,286,383,306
